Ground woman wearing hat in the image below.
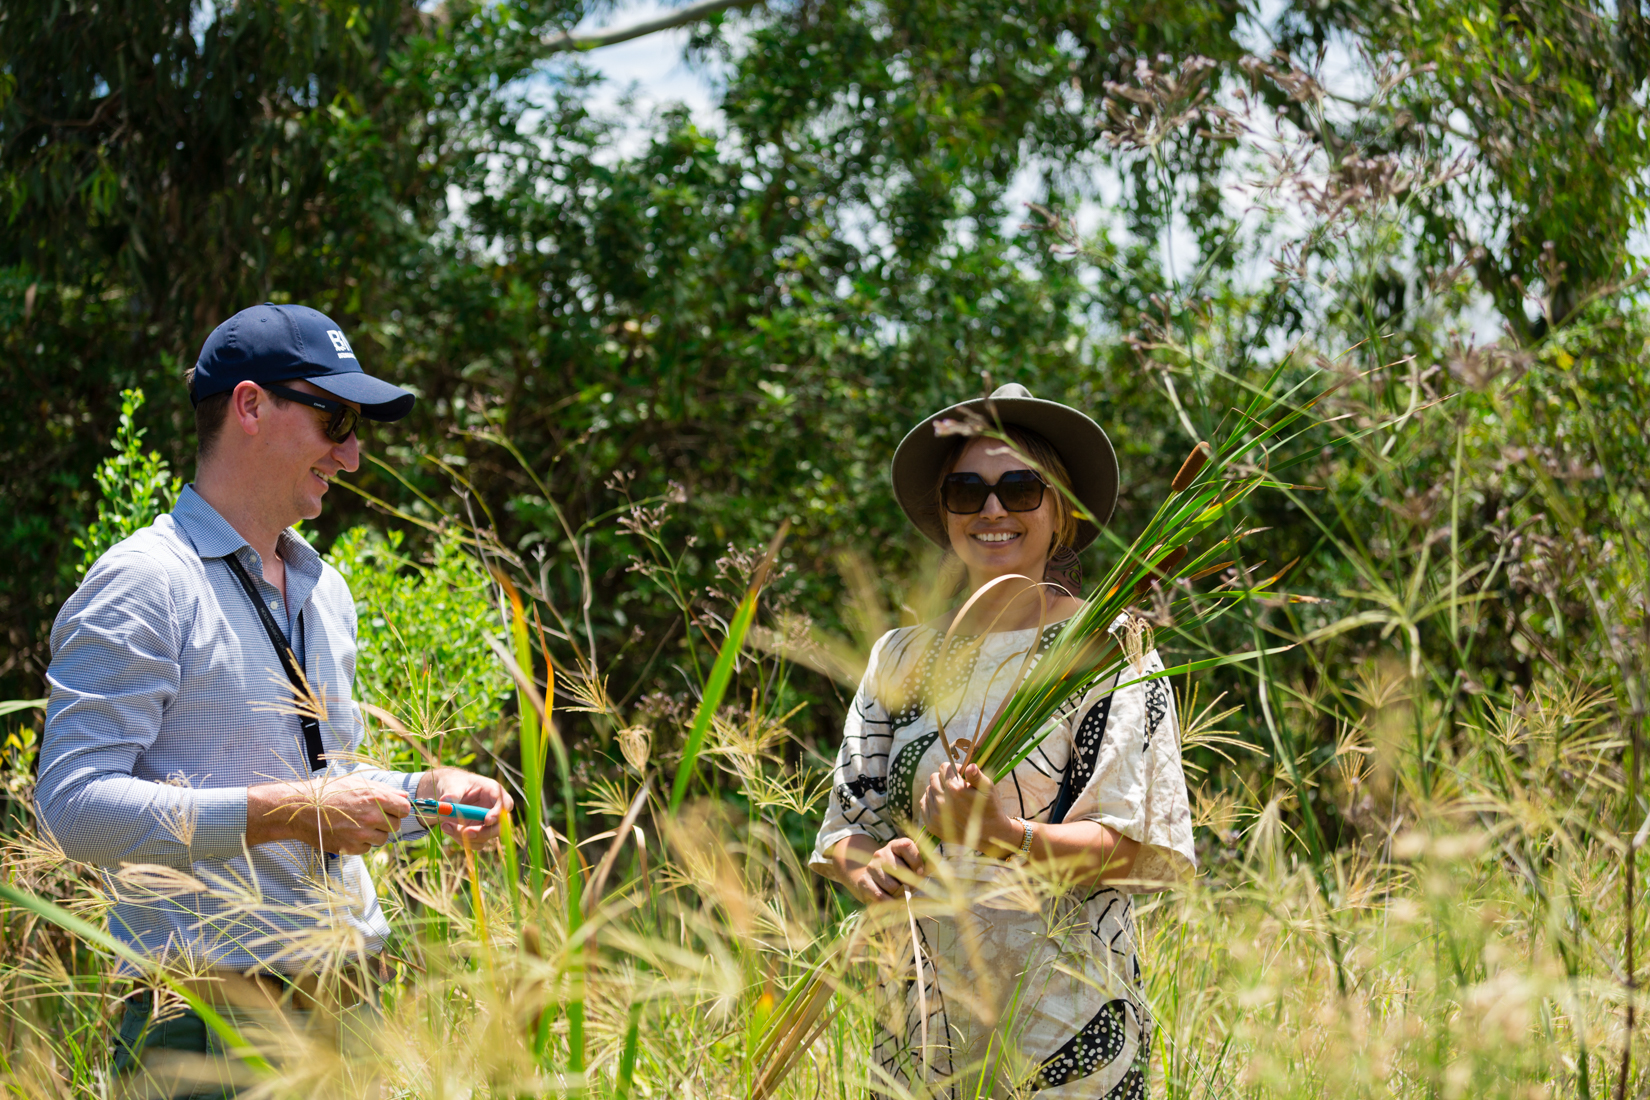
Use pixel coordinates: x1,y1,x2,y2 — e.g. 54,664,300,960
811,384,1196,1098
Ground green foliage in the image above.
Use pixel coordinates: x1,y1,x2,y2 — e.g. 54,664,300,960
0,725,38,835
1284,0,1650,339
12,0,1642,722
327,525,511,767
72,388,181,576
6,0,1649,835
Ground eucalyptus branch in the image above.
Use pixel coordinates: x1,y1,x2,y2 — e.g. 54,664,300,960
539,0,763,55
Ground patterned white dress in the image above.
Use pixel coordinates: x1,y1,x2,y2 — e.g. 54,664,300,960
812,620,1196,1099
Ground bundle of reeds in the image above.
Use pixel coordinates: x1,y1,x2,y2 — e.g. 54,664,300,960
932,365,1328,788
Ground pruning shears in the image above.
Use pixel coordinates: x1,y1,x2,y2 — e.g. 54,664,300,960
409,796,493,823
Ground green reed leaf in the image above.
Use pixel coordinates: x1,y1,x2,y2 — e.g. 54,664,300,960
0,880,272,1075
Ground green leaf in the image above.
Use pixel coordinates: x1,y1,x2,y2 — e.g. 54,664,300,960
0,880,271,1074
669,588,760,813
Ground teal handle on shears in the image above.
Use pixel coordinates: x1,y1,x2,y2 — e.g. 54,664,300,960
410,797,492,823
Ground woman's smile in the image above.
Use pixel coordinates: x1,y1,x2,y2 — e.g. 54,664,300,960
971,530,1021,544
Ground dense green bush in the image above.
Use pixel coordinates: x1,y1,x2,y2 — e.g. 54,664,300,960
330,524,513,772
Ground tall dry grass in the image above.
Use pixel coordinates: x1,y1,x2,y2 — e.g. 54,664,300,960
2,630,1640,1099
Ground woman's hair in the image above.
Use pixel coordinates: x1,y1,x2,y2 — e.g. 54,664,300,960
935,424,1079,555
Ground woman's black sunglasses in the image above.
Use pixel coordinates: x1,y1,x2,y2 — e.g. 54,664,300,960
941,469,1046,514
264,384,362,444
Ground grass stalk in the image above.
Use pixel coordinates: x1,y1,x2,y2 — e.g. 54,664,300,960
615,999,642,1100
669,521,789,813
498,806,521,931
0,881,273,1075
500,576,548,901
485,627,585,1078
463,836,489,947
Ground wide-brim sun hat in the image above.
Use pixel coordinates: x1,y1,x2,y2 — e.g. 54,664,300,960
891,383,1119,552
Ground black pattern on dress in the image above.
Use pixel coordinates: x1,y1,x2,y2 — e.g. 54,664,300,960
871,916,956,1100
832,688,895,842
839,773,885,802
1103,1011,1153,1100
888,731,940,823
1143,677,1168,750
1105,1053,1150,1100
882,630,947,730
1048,694,1113,825
1032,999,1135,1089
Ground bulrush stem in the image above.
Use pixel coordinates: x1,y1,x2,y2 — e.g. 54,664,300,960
1171,441,1212,492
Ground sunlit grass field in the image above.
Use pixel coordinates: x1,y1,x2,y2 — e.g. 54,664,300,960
0,669,1626,1099
2,359,1643,1100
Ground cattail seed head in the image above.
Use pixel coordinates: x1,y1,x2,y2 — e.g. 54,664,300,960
1171,441,1212,492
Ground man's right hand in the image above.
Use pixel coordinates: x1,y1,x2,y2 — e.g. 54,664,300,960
833,834,927,904
246,776,410,855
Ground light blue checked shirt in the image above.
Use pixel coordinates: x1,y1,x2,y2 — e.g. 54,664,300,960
38,486,427,973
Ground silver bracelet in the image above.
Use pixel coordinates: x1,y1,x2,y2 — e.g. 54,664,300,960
1016,817,1034,859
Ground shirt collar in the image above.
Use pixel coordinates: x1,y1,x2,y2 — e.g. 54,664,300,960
172,485,323,578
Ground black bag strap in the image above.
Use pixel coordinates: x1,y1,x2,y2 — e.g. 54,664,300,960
222,552,326,774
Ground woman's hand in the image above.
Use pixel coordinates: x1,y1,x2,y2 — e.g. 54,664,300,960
919,761,1019,854
832,834,928,904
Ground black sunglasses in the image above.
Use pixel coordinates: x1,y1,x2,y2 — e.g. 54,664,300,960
941,469,1046,514
264,384,362,444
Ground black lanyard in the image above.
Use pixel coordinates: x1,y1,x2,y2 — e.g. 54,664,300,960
222,553,327,774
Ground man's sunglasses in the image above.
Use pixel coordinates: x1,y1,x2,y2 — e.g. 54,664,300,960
940,469,1046,514
264,384,362,444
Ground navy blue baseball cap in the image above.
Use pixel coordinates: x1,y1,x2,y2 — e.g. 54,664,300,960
191,303,415,421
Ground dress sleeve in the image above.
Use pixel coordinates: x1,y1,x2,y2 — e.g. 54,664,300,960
810,631,901,871
1057,647,1196,891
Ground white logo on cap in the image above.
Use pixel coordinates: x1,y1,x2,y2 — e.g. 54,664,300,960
326,329,357,361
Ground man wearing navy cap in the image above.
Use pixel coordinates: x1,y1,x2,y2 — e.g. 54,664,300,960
38,303,511,1094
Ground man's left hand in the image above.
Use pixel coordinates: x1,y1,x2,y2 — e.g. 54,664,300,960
416,767,514,847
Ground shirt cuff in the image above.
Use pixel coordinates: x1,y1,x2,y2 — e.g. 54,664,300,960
398,771,429,838
342,766,429,840
191,786,251,861
385,769,429,840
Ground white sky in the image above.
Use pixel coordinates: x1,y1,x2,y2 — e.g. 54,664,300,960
570,1,731,142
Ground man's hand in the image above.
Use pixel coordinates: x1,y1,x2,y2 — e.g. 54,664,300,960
832,834,927,904
415,767,514,848
246,776,411,855
919,761,1018,854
